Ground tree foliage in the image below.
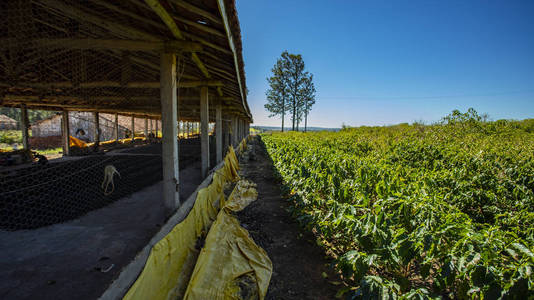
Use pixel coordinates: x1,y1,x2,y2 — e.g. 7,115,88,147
264,51,316,131
0,107,56,124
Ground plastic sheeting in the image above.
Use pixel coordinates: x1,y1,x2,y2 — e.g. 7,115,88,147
123,146,272,300
238,138,247,154
69,135,88,148
184,179,272,300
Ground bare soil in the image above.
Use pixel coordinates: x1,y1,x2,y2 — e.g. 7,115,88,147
236,137,339,300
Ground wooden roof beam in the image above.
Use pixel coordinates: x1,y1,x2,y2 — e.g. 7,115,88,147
216,0,251,119
170,0,222,26
21,38,203,52
38,0,160,41
1,80,223,89
145,0,211,79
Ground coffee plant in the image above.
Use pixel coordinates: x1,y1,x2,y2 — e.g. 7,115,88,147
262,116,534,299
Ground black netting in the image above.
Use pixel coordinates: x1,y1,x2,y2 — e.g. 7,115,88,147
0,136,222,231
0,154,162,230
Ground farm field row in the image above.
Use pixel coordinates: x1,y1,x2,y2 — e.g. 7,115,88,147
262,117,534,298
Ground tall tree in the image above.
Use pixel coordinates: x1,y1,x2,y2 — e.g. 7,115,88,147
301,74,316,132
265,51,316,131
264,55,289,131
283,52,306,131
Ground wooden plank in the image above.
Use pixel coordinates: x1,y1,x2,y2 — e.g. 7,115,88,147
115,113,119,141
215,101,222,163
20,104,29,150
216,0,250,118
173,15,225,38
4,38,202,52
144,0,211,79
94,112,100,147
61,110,70,156
181,31,233,55
1,80,222,89
38,0,160,41
191,53,210,78
131,116,135,142
144,118,149,138
170,0,222,25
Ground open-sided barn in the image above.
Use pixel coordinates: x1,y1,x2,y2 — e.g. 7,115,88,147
1,1,253,298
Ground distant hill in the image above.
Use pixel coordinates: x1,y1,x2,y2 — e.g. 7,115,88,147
252,125,340,132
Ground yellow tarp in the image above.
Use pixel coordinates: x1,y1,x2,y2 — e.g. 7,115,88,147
123,145,245,300
69,136,88,148
184,179,272,300
238,138,247,154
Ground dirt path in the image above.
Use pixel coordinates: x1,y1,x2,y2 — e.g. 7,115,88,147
237,137,339,300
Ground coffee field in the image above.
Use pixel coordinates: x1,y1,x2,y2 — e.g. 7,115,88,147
262,112,534,299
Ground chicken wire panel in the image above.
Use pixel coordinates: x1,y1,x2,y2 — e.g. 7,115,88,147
0,154,162,230
1,0,164,113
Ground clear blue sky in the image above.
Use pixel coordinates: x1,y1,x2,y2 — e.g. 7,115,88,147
236,0,534,127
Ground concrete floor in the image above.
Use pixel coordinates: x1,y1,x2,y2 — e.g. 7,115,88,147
0,161,203,300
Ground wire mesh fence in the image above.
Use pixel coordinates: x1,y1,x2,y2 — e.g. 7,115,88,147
0,1,225,231
0,153,162,231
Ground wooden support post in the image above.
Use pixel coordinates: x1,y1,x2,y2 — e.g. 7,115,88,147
186,121,190,138
200,86,209,177
224,118,230,152
61,110,70,156
20,104,29,150
230,116,235,146
234,116,239,146
131,115,135,142
160,53,180,212
215,101,222,163
114,113,119,142
155,119,158,138
93,112,100,149
240,119,243,139
144,117,148,139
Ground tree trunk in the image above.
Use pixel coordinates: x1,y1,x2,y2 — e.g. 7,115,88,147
304,99,308,132
281,96,285,132
292,96,296,131
296,106,299,131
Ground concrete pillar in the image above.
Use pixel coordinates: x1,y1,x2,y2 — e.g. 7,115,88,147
93,112,100,148
61,110,70,156
215,102,222,163
200,86,209,177
144,117,148,139
20,104,29,150
114,113,119,142
131,115,135,142
160,53,179,212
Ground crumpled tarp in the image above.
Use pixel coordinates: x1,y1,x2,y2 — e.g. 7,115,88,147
183,190,273,299
69,135,88,148
238,138,247,154
123,145,271,300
